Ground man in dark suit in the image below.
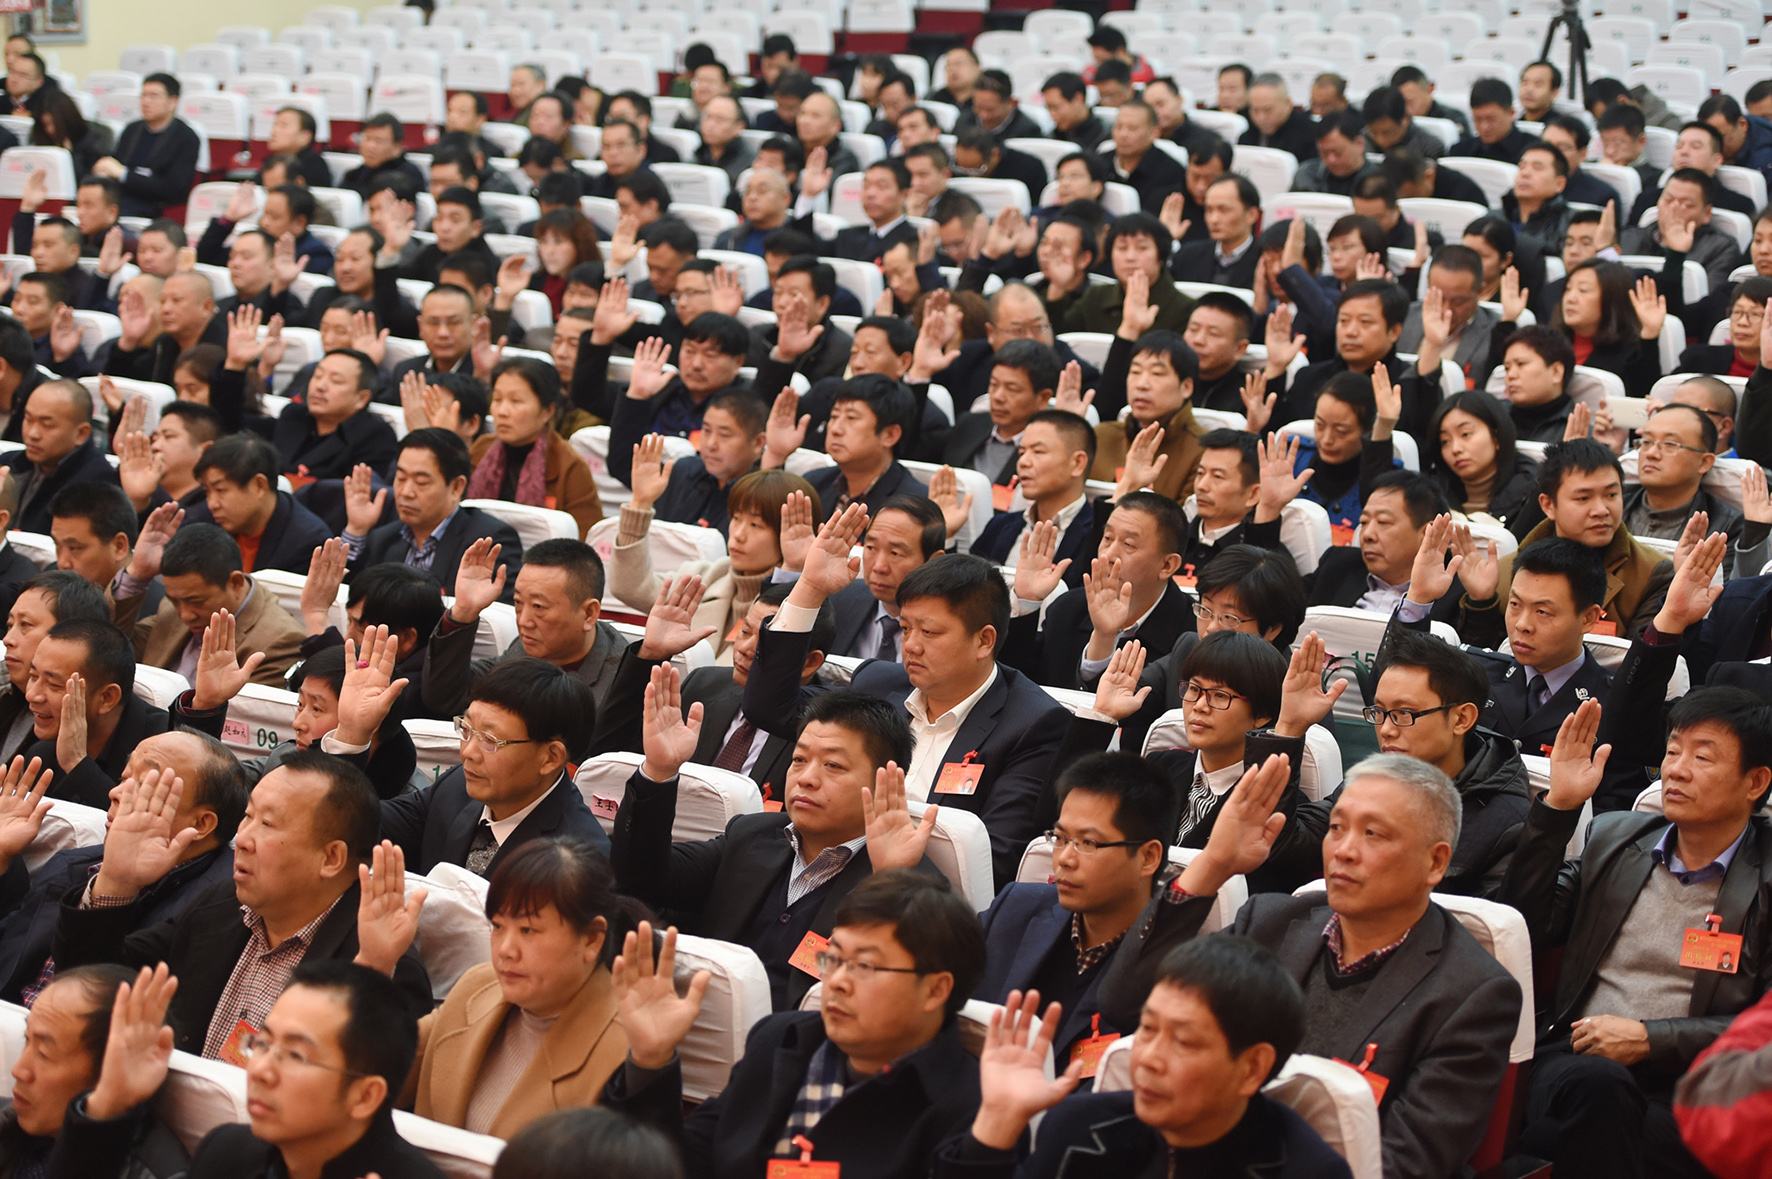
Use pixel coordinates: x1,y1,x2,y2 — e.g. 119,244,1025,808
1005,493,1193,691
591,581,837,799
612,678,939,1010
1177,431,1281,577
975,753,1180,1068
343,429,523,598
1238,74,1320,161
1168,175,1263,290
3,380,119,536
1449,78,1537,164
96,73,201,219
420,536,629,719
602,312,754,488
213,347,398,482
794,159,918,264
970,410,1096,589
746,523,1069,887
821,495,946,661
950,124,1048,211
1503,575,1772,1179
1677,570,1772,688
0,728,242,1003
1108,100,1189,216
182,434,333,577
1099,751,1522,1179
784,375,931,522
50,751,432,1056
354,656,609,870
933,340,1062,487
604,870,987,1175
1308,471,1463,623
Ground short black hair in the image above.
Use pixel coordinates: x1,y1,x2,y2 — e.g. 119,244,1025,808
439,249,496,292
18,270,68,306
1537,437,1624,502
45,964,137,1072
524,537,605,602
161,524,241,586
494,1108,683,1179
990,338,1060,395
44,617,135,700
1256,217,1321,273
1315,108,1365,143
757,135,806,174
1129,329,1199,383
1430,243,1486,290
618,170,673,214
1178,630,1288,726
1338,277,1409,329
1189,132,1235,172
1362,86,1406,126
1365,470,1451,529
274,184,317,226
1087,25,1128,52
762,227,818,259
1194,545,1307,648
18,569,107,623
1113,490,1189,558
1055,752,1181,849
286,959,420,1112
278,748,380,865
832,868,985,1017
1025,408,1096,467
830,372,916,439
1666,166,1716,207
895,554,1008,653
1187,292,1254,342
1520,141,1570,179
1648,401,1718,452
1373,626,1489,709
1667,687,1772,793
681,310,751,358
364,111,405,140
762,33,797,57
1318,370,1377,430
347,563,446,640
1104,212,1172,266
856,314,915,355
142,72,179,98
795,688,914,771
1352,172,1400,206
1198,428,1259,486
471,656,598,761
1504,324,1576,390
1093,58,1132,87
1042,71,1087,102
1596,102,1646,137
704,388,768,437
1153,935,1305,1082
398,426,472,484
489,355,562,409
1469,77,1514,111
193,432,279,492
872,494,947,561
49,482,138,546
535,171,583,207
1511,536,1608,613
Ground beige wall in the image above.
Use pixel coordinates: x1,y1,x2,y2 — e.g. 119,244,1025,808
47,0,381,79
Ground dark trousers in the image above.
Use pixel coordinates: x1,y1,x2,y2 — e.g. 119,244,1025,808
1519,1048,1710,1179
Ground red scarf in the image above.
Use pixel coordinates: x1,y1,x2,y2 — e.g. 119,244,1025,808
466,436,549,507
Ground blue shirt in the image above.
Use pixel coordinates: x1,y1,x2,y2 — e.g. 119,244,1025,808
1651,822,1750,887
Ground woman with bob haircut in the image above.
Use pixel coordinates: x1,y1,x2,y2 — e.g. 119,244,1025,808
400,837,651,1137
609,468,820,660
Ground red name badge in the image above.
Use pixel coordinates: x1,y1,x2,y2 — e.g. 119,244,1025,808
1174,563,1197,591
1332,1042,1390,1107
1330,522,1357,548
689,430,703,449
761,782,783,813
589,794,620,820
218,1018,257,1068
1681,913,1744,974
934,751,984,796
1071,1014,1121,1079
991,483,1014,512
726,620,745,645
768,1136,839,1179
1587,610,1618,637
789,930,830,979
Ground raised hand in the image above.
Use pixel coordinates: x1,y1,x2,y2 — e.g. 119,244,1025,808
349,310,388,367
1239,371,1275,435
1410,218,1430,269
761,387,809,467
421,381,464,432
613,922,710,1070
191,609,266,711
1545,699,1611,811
1406,513,1459,605
256,313,287,379
1052,360,1093,416
639,574,717,661
342,462,387,539
1082,557,1133,643
48,305,83,363
1115,421,1169,497
224,304,263,371
1254,432,1311,523
296,548,345,646
269,233,307,294
116,429,162,510
1563,400,1593,442
1371,361,1401,433
1013,519,1070,603
16,168,44,213
709,264,744,316
1280,215,1308,272
779,490,816,573
84,963,180,1121
1450,524,1500,602
354,840,426,976
1262,303,1304,377
1673,510,1709,577
927,465,973,540
116,389,148,439
773,297,824,362
1742,464,1772,526
609,213,641,270
398,369,432,433
469,315,504,378
92,768,198,900
333,626,411,746
908,289,961,381
449,538,508,624
591,278,639,345
1654,527,1727,634
801,145,832,197
56,674,88,773
1499,266,1529,323
1117,268,1158,341
127,502,183,580
381,200,416,257
796,502,868,601
117,285,152,348
1274,633,1347,737
1012,208,1042,256
970,990,1086,1151
1597,200,1617,251
1092,640,1151,721
1660,211,1697,255
1419,285,1453,352
864,762,938,871
494,253,534,310
917,220,940,266
1355,252,1390,282
1157,191,1189,242
1177,753,1292,895
224,178,258,224
1630,275,1667,340
0,756,52,863
629,433,676,510
96,225,126,278
982,205,1021,260
640,663,704,783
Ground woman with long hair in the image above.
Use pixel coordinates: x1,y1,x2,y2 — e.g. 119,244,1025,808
1427,391,1544,538
1550,257,1665,397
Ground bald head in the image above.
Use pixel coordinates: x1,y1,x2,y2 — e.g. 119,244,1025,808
1671,375,1736,452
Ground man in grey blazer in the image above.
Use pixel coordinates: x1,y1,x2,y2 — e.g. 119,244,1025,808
1097,752,1522,1179
1396,246,1504,390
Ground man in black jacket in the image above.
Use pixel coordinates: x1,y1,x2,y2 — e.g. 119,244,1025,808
1168,174,1263,289
1308,471,1463,621
181,435,332,577
635,390,767,537
1450,78,1537,164
795,159,918,264
605,869,985,1175
5,217,114,313
933,338,1060,487
103,271,224,387
343,429,523,595
1041,71,1109,153
970,410,1096,587
951,124,1048,211
4,380,119,535
50,750,432,1056
1238,74,1320,161
1109,100,1188,215
786,376,929,522
215,332,397,484
338,113,427,199
1503,566,1772,1179
602,312,754,488
90,74,200,219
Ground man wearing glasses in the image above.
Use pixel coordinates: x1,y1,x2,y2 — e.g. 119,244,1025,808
1623,404,1744,569
1400,246,1503,390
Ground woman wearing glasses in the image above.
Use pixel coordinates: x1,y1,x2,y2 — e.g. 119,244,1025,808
1675,275,1772,376
397,836,652,1137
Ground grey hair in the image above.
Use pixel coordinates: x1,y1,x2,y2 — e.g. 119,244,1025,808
1251,73,1288,92
1342,753,1462,850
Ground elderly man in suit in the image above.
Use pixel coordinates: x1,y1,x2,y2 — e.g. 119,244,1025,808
420,536,627,719
342,430,523,597
822,495,947,661
112,513,305,689
1398,246,1505,390
745,512,1069,887
1100,750,1522,1179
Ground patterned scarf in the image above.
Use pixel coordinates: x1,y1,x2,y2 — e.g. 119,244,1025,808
466,436,550,507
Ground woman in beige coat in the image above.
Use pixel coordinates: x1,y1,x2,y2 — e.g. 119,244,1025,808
401,838,646,1139
609,465,819,661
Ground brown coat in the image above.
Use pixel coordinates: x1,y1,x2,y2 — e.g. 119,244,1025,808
469,431,605,540
1089,402,1208,502
115,574,305,688
404,962,629,1139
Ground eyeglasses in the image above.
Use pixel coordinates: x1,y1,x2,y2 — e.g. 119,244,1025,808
812,952,924,981
239,1034,366,1077
1361,704,1453,727
1637,437,1709,457
1193,602,1250,629
453,716,535,752
1729,306,1766,323
1046,828,1145,855
997,319,1052,341
1182,682,1248,711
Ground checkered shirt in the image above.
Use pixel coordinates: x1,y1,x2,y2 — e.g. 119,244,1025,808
201,896,343,1059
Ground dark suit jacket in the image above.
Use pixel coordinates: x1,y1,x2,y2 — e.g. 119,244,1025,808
0,542,38,624
796,216,918,263
1681,573,1772,687
1002,581,1192,692
932,1090,1353,1179
51,880,431,1053
186,1114,443,1179
1307,547,1463,625
976,883,1131,1056
802,461,929,523
258,401,400,482
938,412,1020,485
1499,798,1772,1076
971,500,1096,590
379,768,610,874
743,621,1070,886
1239,109,1321,160
828,579,887,660
1099,893,1520,1179
5,441,120,534
22,692,226,809
1167,238,1260,289
181,490,332,576
347,504,523,596
110,117,202,218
